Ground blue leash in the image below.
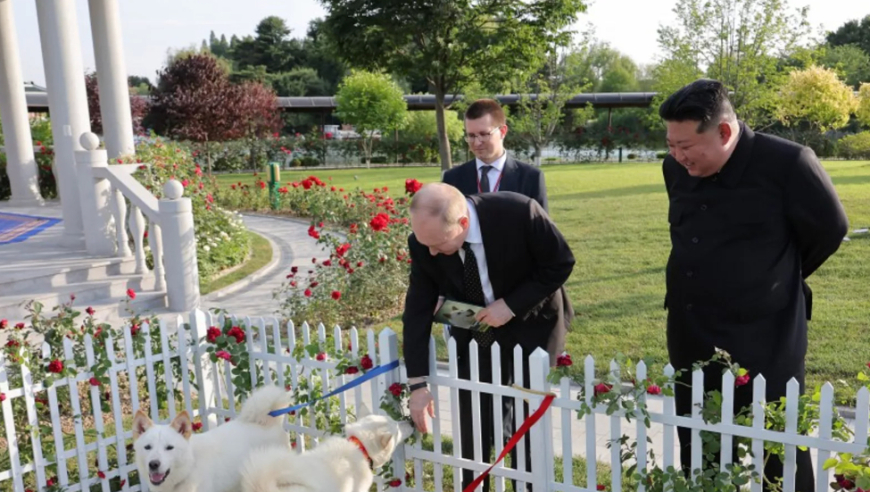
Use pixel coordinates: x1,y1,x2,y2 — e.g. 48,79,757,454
268,360,401,417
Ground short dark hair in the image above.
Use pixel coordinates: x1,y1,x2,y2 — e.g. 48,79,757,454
464,99,506,127
658,79,736,133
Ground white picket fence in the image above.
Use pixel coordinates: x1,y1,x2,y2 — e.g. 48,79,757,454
0,311,868,492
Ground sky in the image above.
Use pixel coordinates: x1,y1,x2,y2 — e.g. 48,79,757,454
8,0,870,87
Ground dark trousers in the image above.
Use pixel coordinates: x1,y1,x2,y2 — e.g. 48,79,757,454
668,293,814,492
456,339,534,492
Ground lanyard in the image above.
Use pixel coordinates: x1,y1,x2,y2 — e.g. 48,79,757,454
477,168,504,193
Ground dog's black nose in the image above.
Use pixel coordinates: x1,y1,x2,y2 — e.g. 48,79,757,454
149,460,160,471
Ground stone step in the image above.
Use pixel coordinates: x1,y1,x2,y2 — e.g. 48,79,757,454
0,256,141,297
0,273,163,322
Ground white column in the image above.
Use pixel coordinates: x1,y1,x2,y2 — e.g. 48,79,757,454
0,0,43,207
159,180,201,312
75,132,116,256
88,0,135,158
35,0,91,246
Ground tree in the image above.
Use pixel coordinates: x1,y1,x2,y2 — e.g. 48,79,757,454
776,65,857,142
231,16,301,74
147,53,249,174
85,72,149,136
826,15,870,55
510,53,585,166
320,0,588,170
653,0,813,129
237,81,282,170
820,44,870,89
857,83,870,128
335,70,408,168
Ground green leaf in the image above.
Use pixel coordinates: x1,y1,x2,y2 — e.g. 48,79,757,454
822,458,839,469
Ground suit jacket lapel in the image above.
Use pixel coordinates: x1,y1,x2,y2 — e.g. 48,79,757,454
499,155,519,193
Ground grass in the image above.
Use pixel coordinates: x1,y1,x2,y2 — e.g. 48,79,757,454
216,161,870,401
200,231,273,295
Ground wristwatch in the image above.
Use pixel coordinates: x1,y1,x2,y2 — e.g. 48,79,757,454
408,381,428,392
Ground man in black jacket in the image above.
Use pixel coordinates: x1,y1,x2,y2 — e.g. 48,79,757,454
403,183,574,491
660,79,848,492
443,99,548,211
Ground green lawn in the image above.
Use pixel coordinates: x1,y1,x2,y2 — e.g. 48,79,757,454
216,161,870,399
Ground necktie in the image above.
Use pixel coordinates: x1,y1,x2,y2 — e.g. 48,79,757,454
462,242,495,348
479,165,493,193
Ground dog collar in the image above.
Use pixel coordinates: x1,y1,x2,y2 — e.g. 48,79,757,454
348,436,374,470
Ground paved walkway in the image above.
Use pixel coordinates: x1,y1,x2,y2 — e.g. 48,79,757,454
208,213,855,473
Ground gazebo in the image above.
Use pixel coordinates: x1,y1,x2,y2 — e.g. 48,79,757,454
0,0,135,246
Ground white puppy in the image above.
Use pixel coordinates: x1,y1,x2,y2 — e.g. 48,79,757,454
240,407,414,492
133,385,291,492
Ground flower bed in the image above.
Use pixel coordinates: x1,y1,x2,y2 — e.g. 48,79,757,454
217,176,424,328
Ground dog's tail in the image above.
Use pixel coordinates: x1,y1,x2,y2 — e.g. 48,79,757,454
236,385,291,428
241,446,300,492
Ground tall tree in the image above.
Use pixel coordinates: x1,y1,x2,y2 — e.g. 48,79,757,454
820,44,870,89
335,70,408,167
320,0,588,170
857,83,870,128
826,15,870,56
653,0,812,129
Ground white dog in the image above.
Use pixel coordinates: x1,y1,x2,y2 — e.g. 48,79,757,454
240,406,414,492
133,385,291,492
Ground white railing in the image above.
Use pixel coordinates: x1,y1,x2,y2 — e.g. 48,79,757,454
73,132,199,311
0,311,867,492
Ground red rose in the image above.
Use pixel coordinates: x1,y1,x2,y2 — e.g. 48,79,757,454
310,281,319,288
14,322,25,330
345,366,359,375
349,223,358,234
594,383,612,396
735,373,751,387
0,319,7,329
388,479,401,487
302,179,313,190
291,266,299,273
405,179,423,195
228,326,245,344
389,383,403,397
556,354,572,367
86,307,95,316
646,384,662,395
131,323,141,336
316,353,326,361
192,422,203,432
360,354,373,370
206,326,221,343
89,377,100,386
323,259,332,267
181,179,189,188
48,359,64,374
597,485,606,491
335,243,351,257
304,289,312,297
0,393,5,402
126,289,136,300
370,213,390,232
331,291,341,300
357,261,364,267
307,225,320,240
216,350,233,364
98,471,106,479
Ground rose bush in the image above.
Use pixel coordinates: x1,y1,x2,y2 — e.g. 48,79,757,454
218,175,424,328
127,136,250,284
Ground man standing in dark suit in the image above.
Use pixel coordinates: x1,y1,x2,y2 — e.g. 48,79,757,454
403,183,574,491
443,99,548,211
660,79,848,492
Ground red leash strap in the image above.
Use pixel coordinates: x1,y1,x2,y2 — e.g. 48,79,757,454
462,393,556,492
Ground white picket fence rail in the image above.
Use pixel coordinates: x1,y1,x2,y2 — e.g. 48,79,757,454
0,311,868,492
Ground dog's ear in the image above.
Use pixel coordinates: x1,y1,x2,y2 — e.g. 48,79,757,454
357,402,371,419
378,428,397,451
133,410,153,439
170,411,193,440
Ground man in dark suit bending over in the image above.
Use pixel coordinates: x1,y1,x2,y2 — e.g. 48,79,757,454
402,183,574,491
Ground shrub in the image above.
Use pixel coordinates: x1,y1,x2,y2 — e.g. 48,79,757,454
127,136,250,284
627,153,638,160
0,141,58,201
838,131,870,160
656,151,668,160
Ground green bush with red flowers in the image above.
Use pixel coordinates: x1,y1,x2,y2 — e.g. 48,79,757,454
217,175,424,328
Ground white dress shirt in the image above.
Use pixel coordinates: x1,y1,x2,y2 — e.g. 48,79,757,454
475,152,507,192
457,199,495,306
